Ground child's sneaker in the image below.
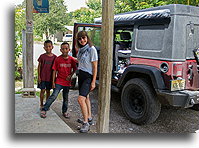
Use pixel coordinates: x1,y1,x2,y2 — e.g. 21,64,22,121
80,122,90,133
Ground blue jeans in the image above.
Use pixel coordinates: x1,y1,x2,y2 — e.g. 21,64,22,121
42,84,70,113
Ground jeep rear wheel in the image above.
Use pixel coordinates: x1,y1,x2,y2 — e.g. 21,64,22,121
191,104,199,111
121,78,161,125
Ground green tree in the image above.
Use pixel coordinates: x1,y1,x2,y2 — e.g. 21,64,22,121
15,4,26,40
15,34,23,80
71,7,95,23
33,0,70,38
115,0,133,14
70,0,102,24
14,0,71,79
86,0,102,15
168,0,198,5
116,0,199,12
15,4,25,80
70,0,176,24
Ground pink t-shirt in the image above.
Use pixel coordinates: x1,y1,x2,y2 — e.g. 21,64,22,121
38,53,57,82
52,55,77,86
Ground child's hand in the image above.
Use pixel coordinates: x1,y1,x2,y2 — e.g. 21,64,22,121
38,77,41,83
52,83,55,89
66,75,72,81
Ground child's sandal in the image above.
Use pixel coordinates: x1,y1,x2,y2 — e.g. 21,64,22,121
40,111,46,118
63,112,70,118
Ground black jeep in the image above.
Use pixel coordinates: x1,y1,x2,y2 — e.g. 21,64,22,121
72,4,199,125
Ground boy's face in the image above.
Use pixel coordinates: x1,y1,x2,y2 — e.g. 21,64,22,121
44,43,53,54
60,44,70,56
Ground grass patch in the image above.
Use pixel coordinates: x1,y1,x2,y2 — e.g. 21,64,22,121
36,91,40,97
15,91,22,94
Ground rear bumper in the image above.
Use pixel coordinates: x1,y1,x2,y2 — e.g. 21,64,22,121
157,90,199,108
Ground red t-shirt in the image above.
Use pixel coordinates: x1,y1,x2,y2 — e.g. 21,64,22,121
52,55,77,86
38,53,57,82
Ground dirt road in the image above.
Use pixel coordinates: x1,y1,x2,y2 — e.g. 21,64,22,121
51,88,199,133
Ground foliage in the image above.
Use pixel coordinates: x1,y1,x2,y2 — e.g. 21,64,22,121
15,35,22,63
15,4,25,80
15,4,26,39
15,0,70,38
15,34,23,80
14,0,199,81
70,7,96,23
33,0,70,38
70,0,199,24
86,0,102,15
115,0,199,12
15,0,71,80
15,71,21,80
115,0,132,14
34,35,43,42
34,67,38,85
69,0,101,24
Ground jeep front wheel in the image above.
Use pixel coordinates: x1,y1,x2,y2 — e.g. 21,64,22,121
121,78,161,125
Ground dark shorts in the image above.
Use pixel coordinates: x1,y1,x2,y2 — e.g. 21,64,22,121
78,70,93,97
37,81,52,90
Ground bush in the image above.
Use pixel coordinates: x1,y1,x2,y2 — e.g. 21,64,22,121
15,34,23,80
15,71,20,80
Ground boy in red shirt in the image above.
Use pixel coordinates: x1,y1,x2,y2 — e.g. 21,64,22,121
40,42,77,118
37,40,57,109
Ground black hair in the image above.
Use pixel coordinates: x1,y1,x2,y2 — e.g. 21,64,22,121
61,41,70,48
44,40,53,46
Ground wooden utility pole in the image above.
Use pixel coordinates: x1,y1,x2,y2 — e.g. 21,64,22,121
22,0,35,97
22,29,26,88
97,0,114,133
25,0,34,88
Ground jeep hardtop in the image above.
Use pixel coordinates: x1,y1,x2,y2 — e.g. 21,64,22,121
72,4,199,125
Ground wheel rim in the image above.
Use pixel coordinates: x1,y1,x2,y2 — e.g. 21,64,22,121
128,88,145,115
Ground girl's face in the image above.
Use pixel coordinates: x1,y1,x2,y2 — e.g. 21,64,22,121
78,36,88,46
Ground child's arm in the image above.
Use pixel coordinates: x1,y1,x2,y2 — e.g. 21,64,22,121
37,62,41,83
52,70,56,88
72,57,78,63
66,59,77,81
66,69,76,81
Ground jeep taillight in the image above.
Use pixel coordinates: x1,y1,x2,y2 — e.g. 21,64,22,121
172,62,183,77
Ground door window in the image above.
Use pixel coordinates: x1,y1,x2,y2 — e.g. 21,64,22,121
186,24,199,59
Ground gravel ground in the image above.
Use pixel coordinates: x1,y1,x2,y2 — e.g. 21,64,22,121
51,88,199,133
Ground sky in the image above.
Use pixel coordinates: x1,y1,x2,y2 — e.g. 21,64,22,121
15,0,88,12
